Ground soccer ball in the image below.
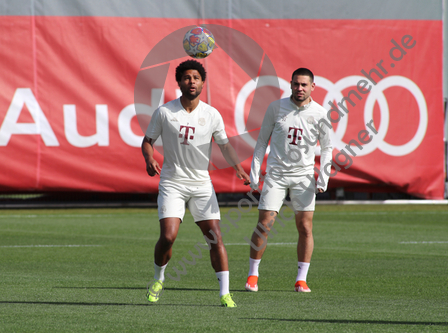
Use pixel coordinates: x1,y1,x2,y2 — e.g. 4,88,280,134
183,27,215,59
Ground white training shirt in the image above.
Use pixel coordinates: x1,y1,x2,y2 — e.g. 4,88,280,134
145,98,229,186
250,97,333,191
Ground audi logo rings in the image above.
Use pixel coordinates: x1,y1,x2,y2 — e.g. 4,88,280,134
234,75,427,157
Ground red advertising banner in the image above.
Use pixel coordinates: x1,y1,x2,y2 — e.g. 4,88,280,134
0,17,444,198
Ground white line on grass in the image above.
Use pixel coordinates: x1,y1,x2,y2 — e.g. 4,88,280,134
316,199,448,205
0,214,123,219
224,242,296,246
0,245,102,248
316,211,448,215
399,241,448,244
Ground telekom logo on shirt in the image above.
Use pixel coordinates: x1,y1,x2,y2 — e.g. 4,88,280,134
179,125,196,145
288,127,303,145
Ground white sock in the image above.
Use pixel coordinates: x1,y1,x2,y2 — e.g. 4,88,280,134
216,271,229,297
296,261,310,282
248,258,261,277
154,262,168,283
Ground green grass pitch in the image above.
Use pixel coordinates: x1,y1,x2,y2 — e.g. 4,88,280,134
1,204,447,332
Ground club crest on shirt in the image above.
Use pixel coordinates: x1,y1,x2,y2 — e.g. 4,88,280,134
307,116,315,124
198,118,206,126
171,117,179,122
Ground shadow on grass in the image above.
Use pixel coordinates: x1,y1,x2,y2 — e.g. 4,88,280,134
52,286,219,292
240,317,448,327
52,286,284,293
0,301,221,307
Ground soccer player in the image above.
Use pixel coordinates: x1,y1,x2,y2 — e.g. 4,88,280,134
245,68,332,293
142,60,250,307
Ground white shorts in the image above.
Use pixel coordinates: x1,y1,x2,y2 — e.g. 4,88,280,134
157,180,220,222
258,174,316,212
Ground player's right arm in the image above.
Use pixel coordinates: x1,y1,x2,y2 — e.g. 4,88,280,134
142,107,163,177
142,136,161,177
249,103,276,190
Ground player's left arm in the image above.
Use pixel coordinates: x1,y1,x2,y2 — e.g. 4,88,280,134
212,110,250,185
317,119,333,192
218,142,251,185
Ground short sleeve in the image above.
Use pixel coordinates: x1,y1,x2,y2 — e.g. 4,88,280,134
145,107,163,141
212,111,229,145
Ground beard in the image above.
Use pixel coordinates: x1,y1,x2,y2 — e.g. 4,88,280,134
181,86,202,100
292,92,308,103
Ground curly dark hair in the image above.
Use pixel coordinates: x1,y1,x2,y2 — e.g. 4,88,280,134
291,68,314,83
175,60,207,83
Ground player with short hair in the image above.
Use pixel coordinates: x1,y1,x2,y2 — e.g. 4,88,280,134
245,67,333,293
142,59,250,307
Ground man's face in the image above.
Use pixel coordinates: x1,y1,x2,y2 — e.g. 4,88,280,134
178,69,204,100
290,75,315,104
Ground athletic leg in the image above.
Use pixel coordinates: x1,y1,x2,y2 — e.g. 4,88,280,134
196,219,228,272
154,217,182,267
246,174,287,291
295,211,314,263
294,211,314,292
197,219,236,306
245,210,278,291
147,217,181,302
249,209,278,260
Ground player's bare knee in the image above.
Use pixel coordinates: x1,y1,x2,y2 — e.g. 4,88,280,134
206,226,222,239
256,220,272,234
297,224,313,237
203,228,222,247
159,234,176,247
